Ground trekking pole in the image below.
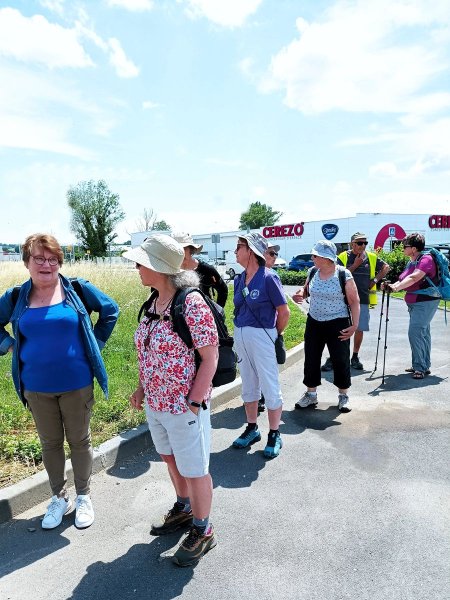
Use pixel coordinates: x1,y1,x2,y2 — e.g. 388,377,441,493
381,284,392,385
373,284,387,373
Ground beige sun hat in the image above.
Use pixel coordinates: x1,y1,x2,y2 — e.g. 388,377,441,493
122,234,185,274
172,232,203,252
239,232,268,259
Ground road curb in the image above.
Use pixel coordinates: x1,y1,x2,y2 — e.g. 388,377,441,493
0,343,304,524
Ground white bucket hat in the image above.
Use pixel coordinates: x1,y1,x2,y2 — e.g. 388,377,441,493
122,234,185,274
267,243,280,253
172,232,203,252
311,240,337,262
239,232,268,259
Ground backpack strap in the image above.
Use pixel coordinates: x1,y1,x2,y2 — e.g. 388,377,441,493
10,278,91,314
138,290,159,322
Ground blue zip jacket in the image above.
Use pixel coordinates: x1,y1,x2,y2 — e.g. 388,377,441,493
0,274,119,406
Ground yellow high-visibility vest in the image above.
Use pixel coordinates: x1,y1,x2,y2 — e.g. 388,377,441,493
338,251,378,306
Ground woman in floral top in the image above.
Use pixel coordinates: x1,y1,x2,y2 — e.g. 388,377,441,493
123,234,218,567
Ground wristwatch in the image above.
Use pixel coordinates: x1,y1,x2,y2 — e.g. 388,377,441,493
373,278,378,283
187,399,202,408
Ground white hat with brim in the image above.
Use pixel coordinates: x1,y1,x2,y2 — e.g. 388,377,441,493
122,234,185,274
239,232,268,259
311,240,337,263
267,244,280,253
172,232,203,253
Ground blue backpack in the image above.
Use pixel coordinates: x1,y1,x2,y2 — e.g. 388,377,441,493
412,249,450,320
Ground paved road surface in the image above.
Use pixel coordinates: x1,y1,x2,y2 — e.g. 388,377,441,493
1,296,449,600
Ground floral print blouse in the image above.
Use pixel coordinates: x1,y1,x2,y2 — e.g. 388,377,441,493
135,291,218,414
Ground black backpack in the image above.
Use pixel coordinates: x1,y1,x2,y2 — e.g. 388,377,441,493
11,278,91,314
138,287,236,388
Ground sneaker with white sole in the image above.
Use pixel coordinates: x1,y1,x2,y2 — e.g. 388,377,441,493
295,392,318,409
338,394,351,413
75,495,95,529
42,495,72,529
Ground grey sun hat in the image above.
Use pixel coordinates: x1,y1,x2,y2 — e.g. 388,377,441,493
267,244,280,253
172,232,203,252
239,232,268,259
311,240,337,262
122,234,185,274
351,232,367,242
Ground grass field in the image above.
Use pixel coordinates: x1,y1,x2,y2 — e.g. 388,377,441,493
0,261,306,487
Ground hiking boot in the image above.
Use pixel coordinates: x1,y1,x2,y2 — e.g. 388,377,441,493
42,495,72,530
258,397,266,414
263,431,283,458
338,394,351,413
351,356,364,370
232,425,261,448
151,502,193,535
75,495,94,529
321,357,333,372
172,524,217,567
295,392,318,409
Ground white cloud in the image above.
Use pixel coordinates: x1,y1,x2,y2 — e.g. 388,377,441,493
39,0,66,17
142,100,161,110
261,0,450,116
107,37,139,77
0,7,93,68
369,162,400,178
251,186,266,197
106,0,154,11
182,0,263,28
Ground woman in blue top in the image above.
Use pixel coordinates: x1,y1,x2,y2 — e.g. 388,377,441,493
232,233,290,458
0,233,118,530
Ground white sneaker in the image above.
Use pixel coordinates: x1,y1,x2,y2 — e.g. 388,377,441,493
338,394,351,413
42,495,72,529
295,392,318,409
75,495,95,528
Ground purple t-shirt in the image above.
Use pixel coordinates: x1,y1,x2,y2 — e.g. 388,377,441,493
233,266,287,329
399,254,437,304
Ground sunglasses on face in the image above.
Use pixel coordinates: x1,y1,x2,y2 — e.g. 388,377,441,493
268,251,278,257
235,244,248,251
355,241,368,246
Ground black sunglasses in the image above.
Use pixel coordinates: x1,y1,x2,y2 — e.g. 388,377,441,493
268,251,278,257
355,241,368,246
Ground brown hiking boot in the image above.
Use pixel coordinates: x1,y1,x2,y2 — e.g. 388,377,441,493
172,524,217,567
151,502,193,535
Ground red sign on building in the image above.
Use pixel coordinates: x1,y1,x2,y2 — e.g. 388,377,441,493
429,215,450,228
262,223,304,238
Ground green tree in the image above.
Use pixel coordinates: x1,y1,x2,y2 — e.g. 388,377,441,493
239,201,283,230
152,219,171,231
67,180,125,257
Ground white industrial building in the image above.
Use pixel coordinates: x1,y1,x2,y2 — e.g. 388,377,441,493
131,212,450,264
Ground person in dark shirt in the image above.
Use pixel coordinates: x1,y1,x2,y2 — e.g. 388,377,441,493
174,233,228,307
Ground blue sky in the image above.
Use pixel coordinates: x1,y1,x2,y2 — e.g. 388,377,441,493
1,0,449,243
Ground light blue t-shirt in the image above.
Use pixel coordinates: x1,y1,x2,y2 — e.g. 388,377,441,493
233,266,287,329
19,301,93,392
308,267,353,322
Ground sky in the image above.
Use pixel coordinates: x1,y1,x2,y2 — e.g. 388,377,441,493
1,0,450,244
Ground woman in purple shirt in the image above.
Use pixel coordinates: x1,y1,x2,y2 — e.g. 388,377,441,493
387,233,440,379
232,233,290,458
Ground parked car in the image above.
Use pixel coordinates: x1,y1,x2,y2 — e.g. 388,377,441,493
225,262,244,279
288,253,314,271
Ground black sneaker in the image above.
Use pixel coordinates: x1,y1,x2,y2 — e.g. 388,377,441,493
321,357,333,372
351,356,364,370
172,524,217,567
151,502,193,535
258,396,266,414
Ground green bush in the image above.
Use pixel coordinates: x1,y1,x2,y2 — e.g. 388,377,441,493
276,269,308,286
378,245,409,282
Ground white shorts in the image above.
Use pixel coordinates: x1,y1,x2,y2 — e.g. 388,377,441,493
144,403,211,478
234,326,283,410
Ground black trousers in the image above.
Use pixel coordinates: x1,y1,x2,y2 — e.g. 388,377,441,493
303,315,351,390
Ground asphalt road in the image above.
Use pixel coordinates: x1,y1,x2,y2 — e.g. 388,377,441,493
0,295,449,600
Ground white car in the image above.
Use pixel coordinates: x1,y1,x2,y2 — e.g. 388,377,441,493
225,262,244,279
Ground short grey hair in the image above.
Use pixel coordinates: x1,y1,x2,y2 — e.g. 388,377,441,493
168,270,200,290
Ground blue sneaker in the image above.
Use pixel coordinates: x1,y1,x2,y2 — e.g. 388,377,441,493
232,425,261,448
263,431,283,458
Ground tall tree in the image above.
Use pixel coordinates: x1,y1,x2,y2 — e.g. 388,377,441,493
239,201,283,230
67,180,125,257
152,219,171,231
134,208,171,233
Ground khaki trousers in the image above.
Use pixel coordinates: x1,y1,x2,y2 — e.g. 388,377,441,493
24,384,94,497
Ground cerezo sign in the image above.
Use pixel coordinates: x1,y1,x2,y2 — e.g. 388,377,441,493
429,215,450,229
262,223,304,238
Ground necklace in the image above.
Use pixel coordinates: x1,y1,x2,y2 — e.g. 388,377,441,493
155,294,174,313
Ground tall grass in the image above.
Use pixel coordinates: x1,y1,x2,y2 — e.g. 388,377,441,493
0,261,306,487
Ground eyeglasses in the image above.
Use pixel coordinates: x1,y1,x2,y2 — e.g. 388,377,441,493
355,241,368,246
32,255,59,266
403,245,412,248
268,251,278,257
235,244,247,251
